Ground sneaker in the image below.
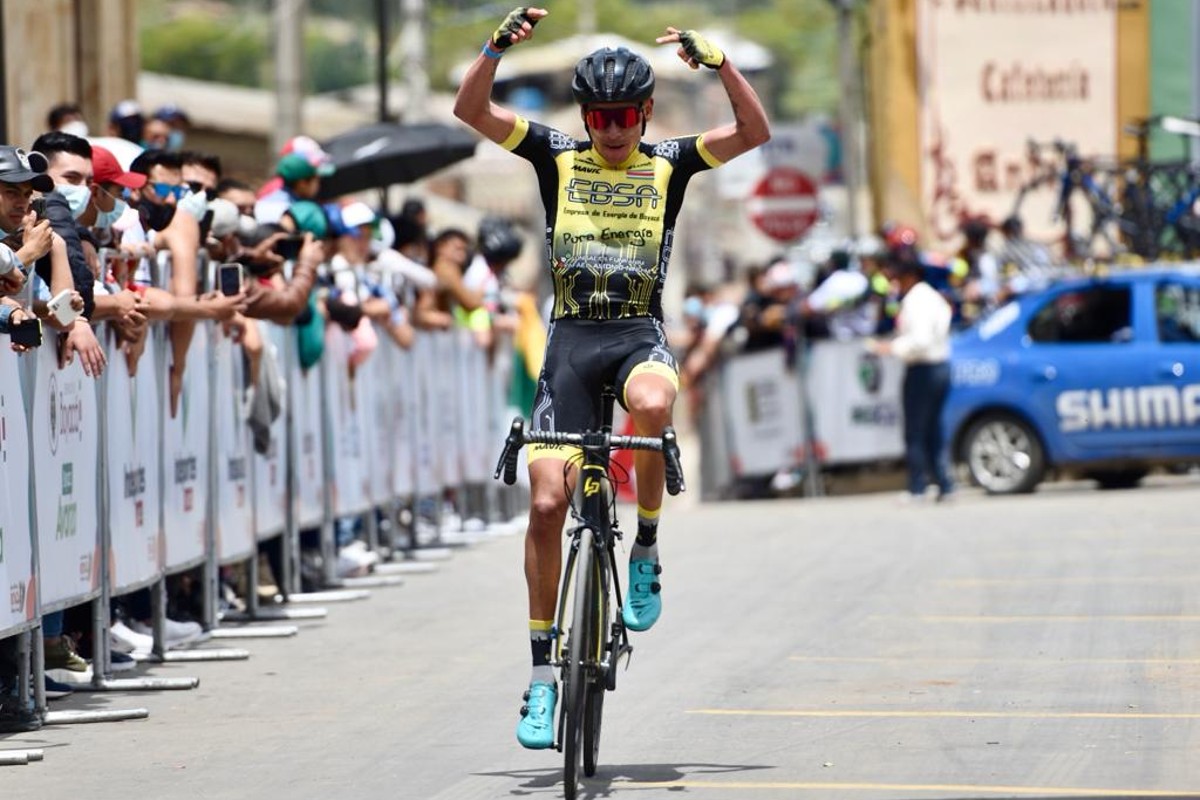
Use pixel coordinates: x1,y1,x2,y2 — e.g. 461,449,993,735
0,687,42,733
516,682,557,749
109,650,138,673
44,675,74,700
127,617,210,650
622,559,662,632
44,636,89,672
110,621,154,657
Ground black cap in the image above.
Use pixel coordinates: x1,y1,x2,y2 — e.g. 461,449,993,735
0,147,53,192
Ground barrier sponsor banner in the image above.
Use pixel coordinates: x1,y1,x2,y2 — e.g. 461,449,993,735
721,348,804,477
432,331,463,487
162,325,211,569
212,329,254,563
411,334,441,496
31,341,100,609
289,333,325,529
322,324,370,516
253,323,288,539
360,330,393,506
807,341,905,465
103,330,163,590
0,343,34,632
457,328,491,484
388,341,416,498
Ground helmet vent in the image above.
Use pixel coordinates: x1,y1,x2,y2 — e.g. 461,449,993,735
603,57,615,97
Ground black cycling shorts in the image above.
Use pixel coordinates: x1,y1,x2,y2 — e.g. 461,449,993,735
528,317,678,463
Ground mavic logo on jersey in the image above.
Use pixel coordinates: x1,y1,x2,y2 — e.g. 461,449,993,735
566,178,660,209
1057,383,1200,432
583,476,601,497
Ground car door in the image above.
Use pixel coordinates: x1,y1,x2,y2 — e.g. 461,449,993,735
1149,275,1200,449
1021,281,1154,458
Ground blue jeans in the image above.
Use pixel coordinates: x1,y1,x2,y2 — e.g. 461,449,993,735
902,362,954,497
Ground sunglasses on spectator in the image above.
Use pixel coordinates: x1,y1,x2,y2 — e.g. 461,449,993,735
150,182,187,200
185,181,217,201
584,105,642,130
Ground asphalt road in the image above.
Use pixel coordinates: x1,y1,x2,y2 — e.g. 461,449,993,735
4,475,1200,799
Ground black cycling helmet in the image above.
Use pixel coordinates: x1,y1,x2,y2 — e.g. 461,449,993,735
478,216,523,263
571,47,655,106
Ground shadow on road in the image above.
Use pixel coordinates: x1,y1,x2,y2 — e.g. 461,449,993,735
478,761,773,796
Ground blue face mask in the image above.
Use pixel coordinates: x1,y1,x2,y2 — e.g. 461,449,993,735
94,197,129,229
56,183,92,219
167,130,185,151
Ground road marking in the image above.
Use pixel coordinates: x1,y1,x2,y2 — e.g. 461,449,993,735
621,780,1200,796
688,709,1200,720
937,576,1195,587
868,614,1200,623
789,655,1200,665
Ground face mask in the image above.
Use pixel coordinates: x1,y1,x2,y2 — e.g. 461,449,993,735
177,189,209,221
237,214,258,237
138,200,175,232
167,130,185,151
0,228,7,241
94,197,129,229
56,183,92,219
60,120,90,138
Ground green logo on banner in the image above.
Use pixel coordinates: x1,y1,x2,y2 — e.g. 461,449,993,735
0,526,5,563
62,463,74,495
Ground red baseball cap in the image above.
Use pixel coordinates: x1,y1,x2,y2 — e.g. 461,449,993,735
92,145,146,189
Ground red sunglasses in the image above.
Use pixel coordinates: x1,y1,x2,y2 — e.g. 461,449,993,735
584,105,642,130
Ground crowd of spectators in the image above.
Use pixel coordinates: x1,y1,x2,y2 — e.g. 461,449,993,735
0,99,538,732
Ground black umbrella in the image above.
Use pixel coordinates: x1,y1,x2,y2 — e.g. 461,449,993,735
316,121,479,199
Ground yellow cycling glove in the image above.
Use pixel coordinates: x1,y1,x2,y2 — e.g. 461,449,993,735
490,7,536,51
678,30,725,70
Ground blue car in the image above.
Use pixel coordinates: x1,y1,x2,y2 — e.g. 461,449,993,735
944,268,1200,493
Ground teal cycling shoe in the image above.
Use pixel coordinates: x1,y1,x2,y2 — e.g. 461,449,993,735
516,681,557,749
622,559,662,632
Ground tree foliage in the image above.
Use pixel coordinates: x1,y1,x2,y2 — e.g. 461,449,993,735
138,0,840,116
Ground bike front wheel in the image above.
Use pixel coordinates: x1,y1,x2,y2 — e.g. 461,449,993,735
562,527,596,799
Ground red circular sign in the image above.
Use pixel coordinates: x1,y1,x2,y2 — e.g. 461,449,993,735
748,167,819,243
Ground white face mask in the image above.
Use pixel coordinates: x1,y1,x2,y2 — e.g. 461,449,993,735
237,214,258,237
177,189,209,221
56,182,92,219
94,197,129,229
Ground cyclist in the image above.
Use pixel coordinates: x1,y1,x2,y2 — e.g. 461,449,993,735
454,7,770,749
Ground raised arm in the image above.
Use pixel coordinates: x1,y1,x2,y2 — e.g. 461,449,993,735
656,27,771,164
453,7,549,144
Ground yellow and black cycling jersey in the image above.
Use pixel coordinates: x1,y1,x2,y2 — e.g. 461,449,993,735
501,116,721,321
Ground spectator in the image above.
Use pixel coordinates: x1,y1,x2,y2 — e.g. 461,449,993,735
153,105,191,151
107,99,144,144
739,259,800,352
142,115,172,151
46,102,88,137
998,214,1054,296
866,252,955,503
256,150,334,225
953,215,1001,321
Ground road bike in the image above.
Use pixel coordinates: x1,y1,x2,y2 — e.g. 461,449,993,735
494,390,685,799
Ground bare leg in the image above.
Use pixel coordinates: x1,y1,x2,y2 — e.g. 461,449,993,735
624,372,676,510
524,458,577,621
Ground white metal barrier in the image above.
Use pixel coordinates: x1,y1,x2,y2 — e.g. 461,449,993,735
1,253,535,748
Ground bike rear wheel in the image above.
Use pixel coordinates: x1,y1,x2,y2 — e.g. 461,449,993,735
562,528,595,799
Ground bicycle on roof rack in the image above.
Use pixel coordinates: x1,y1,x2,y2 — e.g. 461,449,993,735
494,386,685,800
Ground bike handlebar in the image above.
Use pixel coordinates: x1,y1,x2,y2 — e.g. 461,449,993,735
493,418,687,495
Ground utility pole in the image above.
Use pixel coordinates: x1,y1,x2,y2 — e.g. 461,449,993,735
578,0,596,35
376,0,390,122
273,0,305,155
399,0,429,122
833,0,862,237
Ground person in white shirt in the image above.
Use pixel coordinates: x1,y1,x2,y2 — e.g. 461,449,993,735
866,254,955,501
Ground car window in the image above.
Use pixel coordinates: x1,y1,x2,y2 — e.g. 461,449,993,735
1027,285,1132,343
1155,281,1200,343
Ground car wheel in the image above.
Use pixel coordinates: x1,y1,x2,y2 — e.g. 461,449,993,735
962,413,1045,494
1087,469,1147,490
